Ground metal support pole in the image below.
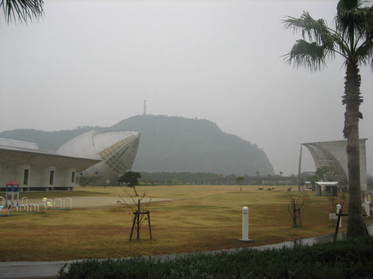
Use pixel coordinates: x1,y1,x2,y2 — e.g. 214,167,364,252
147,212,152,240
136,200,140,240
333,203,345,242
129,213,137,241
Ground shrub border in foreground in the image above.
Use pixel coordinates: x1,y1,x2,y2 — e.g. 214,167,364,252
58,236,373,279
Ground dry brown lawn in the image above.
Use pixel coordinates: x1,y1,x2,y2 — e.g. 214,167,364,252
0,185,357,261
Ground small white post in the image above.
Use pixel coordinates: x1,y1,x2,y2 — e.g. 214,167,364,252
240,206,253,242
42,197,48,210
363,198,370,217
336,204,342,228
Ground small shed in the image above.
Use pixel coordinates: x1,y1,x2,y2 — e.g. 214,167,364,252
315,181,339,196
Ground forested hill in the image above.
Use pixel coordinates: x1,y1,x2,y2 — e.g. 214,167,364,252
0,115,274,175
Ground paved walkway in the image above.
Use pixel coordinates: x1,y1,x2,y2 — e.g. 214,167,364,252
0,261,67,279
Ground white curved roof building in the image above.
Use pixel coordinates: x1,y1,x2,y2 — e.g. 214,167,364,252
302,139,367,191
0,138,100,192
0,138,39,150
57,131,140,185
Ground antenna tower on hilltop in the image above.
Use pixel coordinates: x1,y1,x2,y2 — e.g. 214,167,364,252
143,100,147,115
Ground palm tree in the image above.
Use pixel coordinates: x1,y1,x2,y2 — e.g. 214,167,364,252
284,0,373,238
0,0,43,22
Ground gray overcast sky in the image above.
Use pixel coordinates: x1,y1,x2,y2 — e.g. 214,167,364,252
0,0,372,175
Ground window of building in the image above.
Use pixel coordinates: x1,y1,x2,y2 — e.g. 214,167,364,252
71,171,75,183
49,170,55,185
23,169,29,185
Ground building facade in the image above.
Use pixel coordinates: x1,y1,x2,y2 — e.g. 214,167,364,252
0,138,99,191
0,130,140,190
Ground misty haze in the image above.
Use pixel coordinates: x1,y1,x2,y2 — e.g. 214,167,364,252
0,0,372,278
0,0,371,175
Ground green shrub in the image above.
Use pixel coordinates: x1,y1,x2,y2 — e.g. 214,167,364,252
58,237,373,279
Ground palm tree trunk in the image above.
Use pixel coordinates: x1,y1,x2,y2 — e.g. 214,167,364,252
343,59,367,238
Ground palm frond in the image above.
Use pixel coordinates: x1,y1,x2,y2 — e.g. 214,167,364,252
285,39,328,71
337,0,360,12
336,1,373,41
355,39,373,64
283,12,335,51
0,0,43,23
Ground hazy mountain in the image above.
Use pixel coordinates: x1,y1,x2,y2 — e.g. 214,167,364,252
0,115,274,175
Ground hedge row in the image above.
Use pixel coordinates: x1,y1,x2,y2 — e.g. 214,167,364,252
58,237,373,279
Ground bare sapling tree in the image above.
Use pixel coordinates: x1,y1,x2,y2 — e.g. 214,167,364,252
117,189,153,241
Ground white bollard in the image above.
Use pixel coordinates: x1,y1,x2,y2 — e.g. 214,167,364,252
240,206,254,242
336,204,342,228
42,197,48,209
363,199,370,217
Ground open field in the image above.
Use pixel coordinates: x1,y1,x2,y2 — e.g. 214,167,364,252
0,185,368,261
